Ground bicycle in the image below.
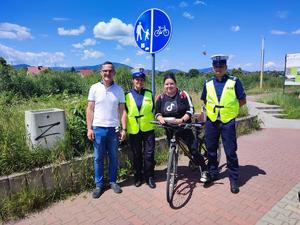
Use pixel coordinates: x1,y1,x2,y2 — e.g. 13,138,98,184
152,120,221,203
154,25,170,37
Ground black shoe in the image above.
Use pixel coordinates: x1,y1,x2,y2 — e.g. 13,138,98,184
230,182,239,194
110,183,122,193
92,187,103,199
147,177,156,189
134,179,142,187
204,174,218,184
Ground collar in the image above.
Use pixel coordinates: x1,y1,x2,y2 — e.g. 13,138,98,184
100,80,114,87
132,88,145,94
214,74,228,83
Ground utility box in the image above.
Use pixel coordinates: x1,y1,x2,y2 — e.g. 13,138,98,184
25,108,66,149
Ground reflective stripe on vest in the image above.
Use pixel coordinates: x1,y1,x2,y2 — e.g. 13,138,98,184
205,78,239,123
125,90,154,134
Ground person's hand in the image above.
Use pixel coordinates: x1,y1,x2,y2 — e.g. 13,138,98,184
157,117,166,124
87,129,94,141
174,118,184,124
119,130,126,142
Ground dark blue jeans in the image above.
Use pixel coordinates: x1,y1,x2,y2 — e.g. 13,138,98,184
93,127,118,188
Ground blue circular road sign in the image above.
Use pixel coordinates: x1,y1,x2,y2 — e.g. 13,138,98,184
134,8,172,54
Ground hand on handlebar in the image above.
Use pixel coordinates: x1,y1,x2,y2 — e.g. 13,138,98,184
157,117,166,124
174,118,184,125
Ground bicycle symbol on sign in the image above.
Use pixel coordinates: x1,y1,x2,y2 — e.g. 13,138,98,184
154,25,170,37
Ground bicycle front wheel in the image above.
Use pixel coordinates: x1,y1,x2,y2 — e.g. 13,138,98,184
166,143,178,203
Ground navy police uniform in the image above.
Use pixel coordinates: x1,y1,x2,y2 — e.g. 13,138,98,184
201,54,246,193
125,70,156,188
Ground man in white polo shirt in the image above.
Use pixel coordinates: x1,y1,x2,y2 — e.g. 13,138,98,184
86,61,127,199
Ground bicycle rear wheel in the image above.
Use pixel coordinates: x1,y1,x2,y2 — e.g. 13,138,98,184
166,143,178,203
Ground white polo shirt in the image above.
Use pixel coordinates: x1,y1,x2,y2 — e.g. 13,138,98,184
88,82,125,127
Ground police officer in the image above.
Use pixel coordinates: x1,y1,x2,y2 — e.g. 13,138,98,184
125,70,156,189
201,54,246,194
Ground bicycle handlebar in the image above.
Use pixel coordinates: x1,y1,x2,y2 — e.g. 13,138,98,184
151,121,204,130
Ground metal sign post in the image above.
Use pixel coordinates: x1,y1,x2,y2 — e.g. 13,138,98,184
134,8,172,97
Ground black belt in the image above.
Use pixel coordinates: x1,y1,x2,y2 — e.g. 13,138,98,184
213,105,224,113
135,115,144,123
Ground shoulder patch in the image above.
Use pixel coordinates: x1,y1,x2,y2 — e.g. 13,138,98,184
206,77,214,83
228,75,237,81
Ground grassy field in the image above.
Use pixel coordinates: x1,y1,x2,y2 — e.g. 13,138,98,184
258,92,300,119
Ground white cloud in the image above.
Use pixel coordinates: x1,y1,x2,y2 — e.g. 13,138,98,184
81,49,104,60
0,22,32,40
234,63,253,69
230,25,240,32
136,50,145,56
53,17,70,21
115,44,123,50
183,12,194,20
58,25,85,36
228,54,235,63
122,58,131,65
292,29,300,35
72,43,84,49
0,43,64,66
264,61,283,70
72,38,96,49
93,18,135,46
179,1,188,7
194,0,206,5
118,36,135,46
133,63,146,70
276,11,288,19
270,29,287,35
83,38,96,46
157,59,171,71
265,61,276,69
243,63,253,68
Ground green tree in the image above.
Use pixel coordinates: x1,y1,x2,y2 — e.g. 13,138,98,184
231,68,244,77
188,69,200,77
70,67,76,73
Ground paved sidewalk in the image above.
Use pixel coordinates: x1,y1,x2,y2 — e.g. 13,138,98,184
257,180,300,225
10,128,300,225
247,100,300,129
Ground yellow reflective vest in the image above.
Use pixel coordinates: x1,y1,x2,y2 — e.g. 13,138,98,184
125,90,154,134
205,77,239,123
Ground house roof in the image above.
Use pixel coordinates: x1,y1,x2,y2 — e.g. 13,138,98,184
27,66,48,75
79,69,93,77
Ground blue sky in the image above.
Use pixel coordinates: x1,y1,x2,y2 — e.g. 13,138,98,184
0,0,299,71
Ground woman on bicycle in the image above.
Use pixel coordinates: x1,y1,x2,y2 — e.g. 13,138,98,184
155,73,209,182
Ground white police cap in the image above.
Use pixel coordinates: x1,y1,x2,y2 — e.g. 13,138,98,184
211,54,228,66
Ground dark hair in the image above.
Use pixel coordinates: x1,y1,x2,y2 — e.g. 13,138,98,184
163,73,176,84
101,61,115,70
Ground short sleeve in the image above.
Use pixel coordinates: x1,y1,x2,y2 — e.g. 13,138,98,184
235,79,246,100
119,87,125,103
155,95,162,116
200,82,207,101
88,85,95,101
